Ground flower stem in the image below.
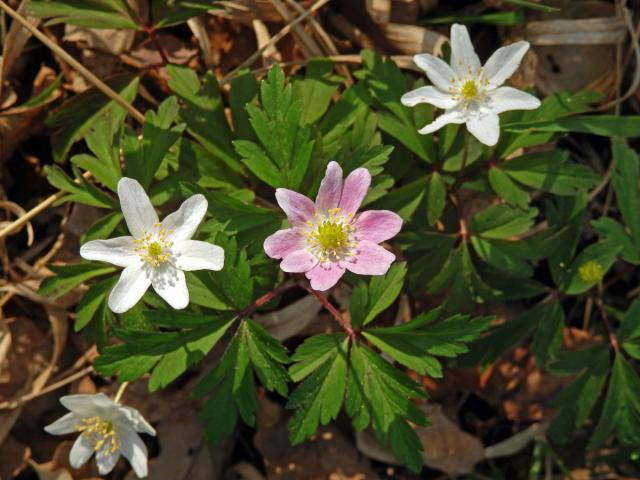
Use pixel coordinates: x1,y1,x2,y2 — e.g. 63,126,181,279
301,283,356,340
114,381,129,403
239,279,297,318
144,25,170,66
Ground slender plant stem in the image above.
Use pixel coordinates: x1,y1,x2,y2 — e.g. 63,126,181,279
0,0,144,123
114,381,129,403
239,279,297,318
144,25,170,66
301,283,356,339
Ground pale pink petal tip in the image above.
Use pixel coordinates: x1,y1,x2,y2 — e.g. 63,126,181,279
275,189,315,227
355,210,403,244
305,263,346,291
338,168,371,215
344,241,395,276
264,229,304,259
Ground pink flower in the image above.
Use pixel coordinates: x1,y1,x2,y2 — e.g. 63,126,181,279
264,162,402,291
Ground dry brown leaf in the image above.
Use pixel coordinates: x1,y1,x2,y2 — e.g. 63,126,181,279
254,396,377,480
0,434,31,479
356,403,484,475
254,294,322,341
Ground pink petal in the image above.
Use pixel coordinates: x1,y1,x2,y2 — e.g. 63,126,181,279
315,161,343,212
280,250,318,273
338,168,371,215
264,228,305,259
305,263,345,291
275,189,315,227
344,240,395,275
355,210,403,244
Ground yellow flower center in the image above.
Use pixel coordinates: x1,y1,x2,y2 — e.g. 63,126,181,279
76,416,120,456
134,223,173,268
579,261,604,283
461,80,478,100
306,208,357,264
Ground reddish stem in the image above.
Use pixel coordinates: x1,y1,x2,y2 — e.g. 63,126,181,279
144,25,170,66
594,297,620,353
301,283,356,340
239,279,296,318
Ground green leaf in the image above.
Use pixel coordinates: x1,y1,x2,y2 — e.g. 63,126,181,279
369,178,426,221
501,0,559,11
95,315,236,388
195,320,289,442
346,343,426,472
618,298,640,360
45,165,117,208
488,167,530,209
426,172,447,225
548,346,610,443
151,0,216,28
470,204,537,239
167,65,241,172
471,237,533,277
350,263,407,329
364,309,492,377
611,139,640,248
205,236,254,310
560,242,622,295
229,70,260,141
75,276,117,331
530,300,564,365
39,263,116,298
501,151,599,196
590,354,640,448
124,96,184,188
292,59,343,125
504,116,640,137
425,10,524,25
287,334,349,443
592,218,640,265
29,0,140,29
47,74,139,162
239,64,315,189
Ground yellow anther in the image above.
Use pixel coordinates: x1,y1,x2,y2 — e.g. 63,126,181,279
76,416,120,455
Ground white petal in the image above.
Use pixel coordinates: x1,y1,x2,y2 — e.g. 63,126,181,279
418,108,466,135
413,54,456,91
95,451,120,475
162,194,208,242
401,85,458,109
108,265,151,314
466,112,500,146
119,427,150,478
482,41,530,88
115,406,156,436
172,240,224,272
486,86,541,114
69,435,94,469
60,393,116,416
118,178,158,238
450,24,481,76
44,412,79,435
150,265,188,310
80,237,137,268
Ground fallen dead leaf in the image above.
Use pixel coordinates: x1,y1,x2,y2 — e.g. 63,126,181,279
254,294,322,341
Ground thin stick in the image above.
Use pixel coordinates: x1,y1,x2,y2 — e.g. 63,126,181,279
0,0,145,124
301,283,355,339
220,0,331,84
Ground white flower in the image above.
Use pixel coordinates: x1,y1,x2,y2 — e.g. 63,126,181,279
44,393,156,478
401,23,541,146
80,177,224,313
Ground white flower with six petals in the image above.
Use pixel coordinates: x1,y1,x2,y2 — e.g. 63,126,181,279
401,23,541,146
80,177,224,313
44,393,156,478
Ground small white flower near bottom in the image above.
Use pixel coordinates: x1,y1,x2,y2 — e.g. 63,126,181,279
44,393,156,478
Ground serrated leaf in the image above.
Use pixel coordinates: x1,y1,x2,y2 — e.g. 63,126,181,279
292,59,343,125
39,263,116,298
560,242,622,294
590,354,640,448
350,263,407,329
75,276,117,331
346,343,426,472
363,309,492,377
426,172,446,225
470,204,537,239
611,138,640,248
45,165,117,208
530,299,564,365
287,334,349,443
488,167,530,208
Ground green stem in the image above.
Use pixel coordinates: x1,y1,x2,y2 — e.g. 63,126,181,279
114,381,129,403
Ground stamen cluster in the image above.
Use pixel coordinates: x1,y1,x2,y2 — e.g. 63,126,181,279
133,223,174,267
305,208,357,264
76,416,121,456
